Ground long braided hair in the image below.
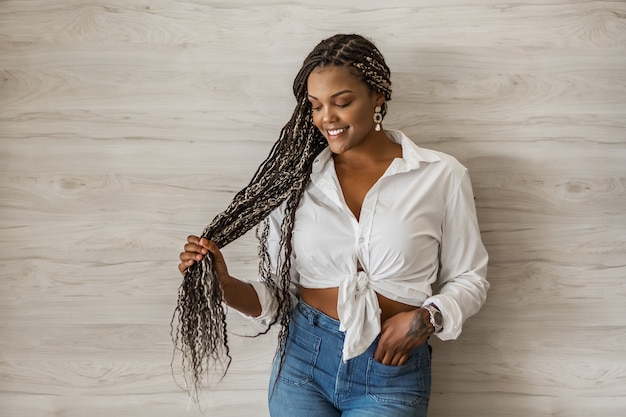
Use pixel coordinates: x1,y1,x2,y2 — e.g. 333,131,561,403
171,33,393,401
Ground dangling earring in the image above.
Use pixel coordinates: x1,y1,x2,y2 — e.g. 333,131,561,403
373,106,383,131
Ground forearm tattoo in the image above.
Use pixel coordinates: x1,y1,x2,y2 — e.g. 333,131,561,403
406,309,431,339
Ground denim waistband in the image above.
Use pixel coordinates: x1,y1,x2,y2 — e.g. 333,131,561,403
296,299,342,332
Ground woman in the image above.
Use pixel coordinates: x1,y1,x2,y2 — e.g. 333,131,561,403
175,34,489,417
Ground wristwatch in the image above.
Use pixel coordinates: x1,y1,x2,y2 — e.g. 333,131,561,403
423,304,443,333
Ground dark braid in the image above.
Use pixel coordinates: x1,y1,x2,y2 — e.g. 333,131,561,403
171,33,393,402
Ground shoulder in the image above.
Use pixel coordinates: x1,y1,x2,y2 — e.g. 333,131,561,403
421,150,469,200
390,131,470,198
425,148,468,177
397,131,468,178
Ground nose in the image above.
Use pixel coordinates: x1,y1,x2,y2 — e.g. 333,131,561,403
321,106,337,123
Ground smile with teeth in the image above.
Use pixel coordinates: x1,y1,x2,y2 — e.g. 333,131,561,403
327,128,347,136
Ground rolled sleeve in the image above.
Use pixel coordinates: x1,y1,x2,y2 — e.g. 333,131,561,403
237,280,279,326
425,169,489,340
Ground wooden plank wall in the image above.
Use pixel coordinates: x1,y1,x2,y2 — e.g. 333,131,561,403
1,1,624,416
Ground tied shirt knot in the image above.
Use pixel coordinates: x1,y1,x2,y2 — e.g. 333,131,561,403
337,270,381,361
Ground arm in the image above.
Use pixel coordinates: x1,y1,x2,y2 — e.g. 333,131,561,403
178,205,300,324
374,169,488,365
424,169,489,340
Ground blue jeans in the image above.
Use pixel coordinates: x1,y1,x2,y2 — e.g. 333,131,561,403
268,300,432,417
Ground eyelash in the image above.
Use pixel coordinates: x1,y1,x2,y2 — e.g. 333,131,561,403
311,102,351,111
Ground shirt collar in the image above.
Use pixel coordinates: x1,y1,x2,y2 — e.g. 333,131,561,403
311,129,441,176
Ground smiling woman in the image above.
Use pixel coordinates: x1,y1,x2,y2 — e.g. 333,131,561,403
175,34,488,417
307,66,387,156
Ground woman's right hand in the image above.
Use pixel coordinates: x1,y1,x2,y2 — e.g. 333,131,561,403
178,236,232,286
178,235,210,275
178,235,262,317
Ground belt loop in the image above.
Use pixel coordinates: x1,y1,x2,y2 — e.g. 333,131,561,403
308,304,318,326
297,299,315,326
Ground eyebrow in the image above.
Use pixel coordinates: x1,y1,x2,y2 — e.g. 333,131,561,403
307,90,354,100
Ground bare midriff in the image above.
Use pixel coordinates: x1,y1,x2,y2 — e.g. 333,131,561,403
299,286,419,323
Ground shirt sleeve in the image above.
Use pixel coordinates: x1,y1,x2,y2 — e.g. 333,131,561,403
424,169,489,340
237,203,300,326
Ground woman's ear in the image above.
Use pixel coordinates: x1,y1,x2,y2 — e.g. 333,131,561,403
375,91,386,107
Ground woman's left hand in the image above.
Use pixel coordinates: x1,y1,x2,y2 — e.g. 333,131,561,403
374,308,434,366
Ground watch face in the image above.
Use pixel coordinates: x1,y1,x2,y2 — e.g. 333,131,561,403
433,311,443,326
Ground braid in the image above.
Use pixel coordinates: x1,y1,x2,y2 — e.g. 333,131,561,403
171,33,393,403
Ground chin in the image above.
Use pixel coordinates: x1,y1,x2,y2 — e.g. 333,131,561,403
329,145,352,155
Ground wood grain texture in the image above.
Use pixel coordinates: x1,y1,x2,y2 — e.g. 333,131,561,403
1,1,625,416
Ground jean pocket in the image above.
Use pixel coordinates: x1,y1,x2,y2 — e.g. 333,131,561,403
276,321,321,386
366,347,431,407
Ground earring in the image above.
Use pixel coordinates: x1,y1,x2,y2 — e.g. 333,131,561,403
373,106,383,131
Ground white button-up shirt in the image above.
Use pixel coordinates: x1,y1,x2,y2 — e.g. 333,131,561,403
245,130,489,361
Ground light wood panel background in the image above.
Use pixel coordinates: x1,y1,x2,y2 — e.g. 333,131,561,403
1,1,625,416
